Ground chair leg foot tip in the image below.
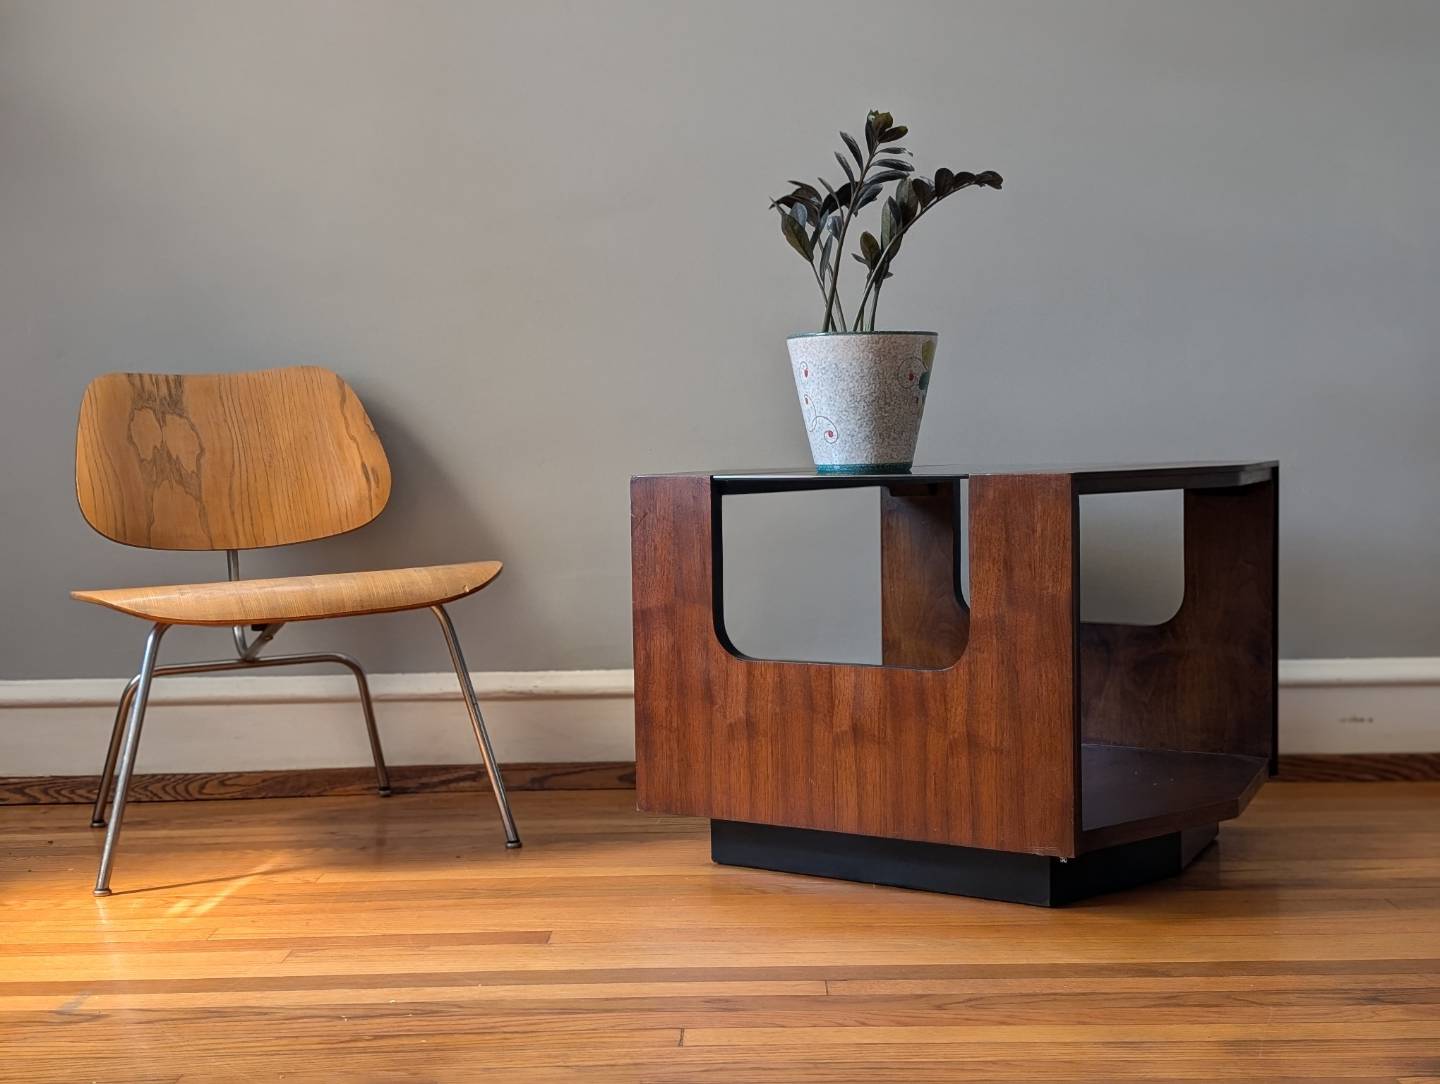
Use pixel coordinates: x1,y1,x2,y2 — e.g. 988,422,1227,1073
378,788,393,797
505,840,523,849
93,888,111,897
90,820,106,828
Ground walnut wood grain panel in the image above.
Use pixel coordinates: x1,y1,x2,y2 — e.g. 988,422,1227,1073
879,483,969,668
0,762,636,806
1080,478,1277,760
71,560,502,625
76,366,392,550
633,472,1078,856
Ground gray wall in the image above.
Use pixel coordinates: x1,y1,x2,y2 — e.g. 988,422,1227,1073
2,0,1437,680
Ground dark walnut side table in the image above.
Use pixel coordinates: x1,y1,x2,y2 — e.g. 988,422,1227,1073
630,463,1278,906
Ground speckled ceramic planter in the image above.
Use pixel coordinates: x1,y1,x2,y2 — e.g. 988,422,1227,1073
787,331,937,473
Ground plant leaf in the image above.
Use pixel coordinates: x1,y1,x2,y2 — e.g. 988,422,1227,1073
860,231,881,266
875,158,915,172
852,252,870,265
976,170,1003,188
856,182,885,211
951,171,976,189
934,168,955,198
788,181,822,203
911,177,933,205
840,131,865,169
866,169,909,186
834,151,855,183
881,198,900,249
865,112,892,154
790,195,822,218
780,211,812,260
878,125,907,142
897,176,920,221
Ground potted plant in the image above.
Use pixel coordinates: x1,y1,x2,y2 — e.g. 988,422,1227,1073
773,110,1001,472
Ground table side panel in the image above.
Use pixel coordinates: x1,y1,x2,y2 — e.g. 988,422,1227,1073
632,472,1079,856
1079,478,1278,760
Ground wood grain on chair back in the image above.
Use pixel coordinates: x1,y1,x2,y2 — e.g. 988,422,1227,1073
76,366,392,550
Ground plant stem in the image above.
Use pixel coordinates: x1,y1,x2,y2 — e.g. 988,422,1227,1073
851,265,885,332
822,148,876,332
808,255,846,330
851,196,945,324
854,263,883,331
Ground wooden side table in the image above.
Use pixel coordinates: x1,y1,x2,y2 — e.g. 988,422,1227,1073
630,462,1278,905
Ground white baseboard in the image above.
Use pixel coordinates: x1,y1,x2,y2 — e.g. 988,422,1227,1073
1277,658,1440,754
0,661,1435,776
0,670,637,776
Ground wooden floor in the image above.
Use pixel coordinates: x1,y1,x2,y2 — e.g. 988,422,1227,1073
1,785,1438,1082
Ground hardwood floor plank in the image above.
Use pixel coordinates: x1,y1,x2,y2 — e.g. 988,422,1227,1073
2,785,1438,1079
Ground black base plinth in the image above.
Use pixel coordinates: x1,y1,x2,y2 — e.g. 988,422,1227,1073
711,820,1218,906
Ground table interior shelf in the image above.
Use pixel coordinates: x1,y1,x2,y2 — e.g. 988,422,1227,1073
1080,744,1269,851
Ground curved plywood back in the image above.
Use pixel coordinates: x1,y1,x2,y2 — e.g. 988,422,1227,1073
76,367,392,550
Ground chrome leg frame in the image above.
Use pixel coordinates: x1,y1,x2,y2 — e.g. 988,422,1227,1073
91,675,140,827
86,602,514,892
430,604,521,848
339,656,392,797
91,651,393,829
220,552,387,785
94,623,168,896
88,548,400,893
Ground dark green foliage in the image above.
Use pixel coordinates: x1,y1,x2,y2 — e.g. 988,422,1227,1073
780,210,812,260
771,110,1003,331
859,231,881,267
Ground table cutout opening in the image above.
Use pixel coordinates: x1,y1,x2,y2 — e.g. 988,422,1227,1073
1079,490,1184,626
719,489,882,666
718,484,969,669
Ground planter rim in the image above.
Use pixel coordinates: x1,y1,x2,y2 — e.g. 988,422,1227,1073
787,330,936,340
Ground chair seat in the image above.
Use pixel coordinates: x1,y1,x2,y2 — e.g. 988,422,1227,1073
71,561,503,626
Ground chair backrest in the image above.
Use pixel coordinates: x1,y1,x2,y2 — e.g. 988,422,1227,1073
76,366,392,550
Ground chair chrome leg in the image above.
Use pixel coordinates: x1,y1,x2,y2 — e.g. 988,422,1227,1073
327,653,392,796
94,623,169,897
91,675,140,827
89,649,394,823
430,605,521,848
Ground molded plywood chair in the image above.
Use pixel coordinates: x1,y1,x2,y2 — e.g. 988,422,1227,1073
72,366,520,895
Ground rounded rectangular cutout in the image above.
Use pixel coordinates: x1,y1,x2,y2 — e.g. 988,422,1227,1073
719,489,882,665
1079,491,1184,626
